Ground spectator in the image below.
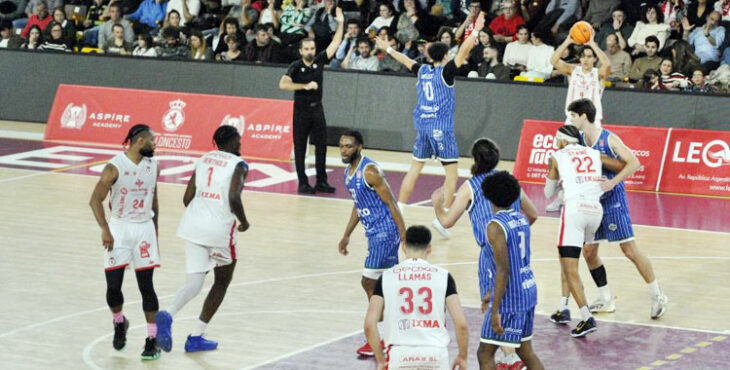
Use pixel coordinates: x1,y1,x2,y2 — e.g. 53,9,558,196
686,67,717,92
45,7,76,48
401,38,422,59
189,29,212,59
584,0,620,29
244,23,280,62
21,1,50,38
539,0,582,37
39,23,70,51
642,68,667,90
502,24,531,72
157,10,188,45
374,26,407,72
81,0,108,31
658,57,691,90
478,44,511,79
451,0,480,24
628,5,670,54
489,0,525,43
455,0,480,41
0,0,27,24
13,0,61,30
166,0,199,27
333,19,361,68
20,24,42,49
158,25,190,58
133,33,158,56
365,3,396,35
103,23,132,54
685,0,714,29
128,0,167,35
715,0,730,21
305,0,337,52
258,1,279,29
395,0,439,43
467,29,494,68
0,20,22,49
521,29,553,79
342,36,379,70
658,0,684,33
671,39,702,76
264,22,280,43
519,0,548,27
97,4,134,50
217,33,244,61
211,17,242,57
604,33,631,81
628,35,662,82
686,11,725,70
437,26,458,61
279,0,312,48
238,0,263,26
596,8,633,51
487,0,508,17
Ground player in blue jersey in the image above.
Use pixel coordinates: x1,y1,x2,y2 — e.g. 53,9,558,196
338,130,407,357
478,171,544,370
373,12,486,240
567,99,668,319
432,137,538,369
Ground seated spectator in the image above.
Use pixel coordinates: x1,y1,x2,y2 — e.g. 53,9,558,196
584,0,619,29
603,33,631,81
659,57,691,90
128,0,167,35
686,67,717,92
305,0,337,52
478,45,510,79
157,10,188,45
263,23,280,44
502,24,531,72
437,26,458,61
279,0,311,48
467,30,495,69
715,0,730,21
133,33,158,56
628,5,670,55
0,20,22,49
187,30,210,59
401,38,422,59
211,17,243,57
451,0,479,24
166,0,199,27
0,0,27,25
244,24,280,62
671,39,702,76
158,26,190,58
20,24,42,49
39,23,71,51
257,0,279,29
596,8,633,51
342,36,379,70
685,11,725,71
21,1,51,38
521,29,553,79
103,23,132,54
333,19,361,68
80,0,108,31
395,0,439,42
374,27,408,72
538,0,582,37
658,0,684,33
489,0,525,43
14,0,61,30
238,0,264,27
366,3,396,35
642,69,666,90
629,35,662,82
45,7,76,48
216,33,244,61
685,0,713,29
97,4,134,50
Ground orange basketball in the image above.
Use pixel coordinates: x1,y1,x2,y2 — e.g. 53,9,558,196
569,21,593,44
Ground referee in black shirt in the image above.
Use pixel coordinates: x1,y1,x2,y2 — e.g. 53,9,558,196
279,7,345,194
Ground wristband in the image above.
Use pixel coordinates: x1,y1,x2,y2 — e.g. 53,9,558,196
386,46,394,54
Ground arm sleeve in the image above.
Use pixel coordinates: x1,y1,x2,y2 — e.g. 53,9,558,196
373,276,384,297
442,60,457,85
409,62,423,74
446,273,458,297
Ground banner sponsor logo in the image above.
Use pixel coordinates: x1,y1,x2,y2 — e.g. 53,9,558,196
60,103,87,129
161,99,187,132
659,129,730,196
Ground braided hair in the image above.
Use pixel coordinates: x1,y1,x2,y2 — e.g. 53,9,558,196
557,125,581,142
471,137,500,176
123,124,151,146
213,125,240,149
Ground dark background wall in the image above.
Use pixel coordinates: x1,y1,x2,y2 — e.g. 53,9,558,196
2,49,729,159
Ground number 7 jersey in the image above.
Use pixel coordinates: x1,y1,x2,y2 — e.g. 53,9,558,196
490,210,537,312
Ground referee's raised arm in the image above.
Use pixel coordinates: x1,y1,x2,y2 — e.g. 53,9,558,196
325,7,345,60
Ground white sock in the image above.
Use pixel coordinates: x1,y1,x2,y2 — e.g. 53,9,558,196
648,280,662,296
504,353,520,365
191,319,207,336
167,272,206,317
598,285,612,302
580,305,592,321
559,296,570,311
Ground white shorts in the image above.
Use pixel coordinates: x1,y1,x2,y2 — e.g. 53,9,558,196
185,240,237,274
386,345,450,370
557,200,603,247
105,219,160,271
363,268,387,280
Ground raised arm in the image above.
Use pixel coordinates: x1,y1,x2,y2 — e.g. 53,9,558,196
551,37,576,76
325,7,345,59
454,11,485,68
89,164,118,251
375,35,417,71
587,32,611,80
366,165,406,241
229,163,250,231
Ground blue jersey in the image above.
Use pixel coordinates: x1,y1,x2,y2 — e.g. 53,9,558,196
413,63,455,132
490,210,537,312
580,129,629,213
344,156,397,237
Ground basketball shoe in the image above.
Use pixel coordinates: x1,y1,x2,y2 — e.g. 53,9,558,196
154,310,173,352
571,317,597,338
141,337,160,360
113,317,129,351
588,297,616,313
549,309,571,324
185,334,218,352
651,294,668,319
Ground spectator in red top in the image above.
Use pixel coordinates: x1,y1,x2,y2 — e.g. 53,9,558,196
489,1,525,43
21,1,51,39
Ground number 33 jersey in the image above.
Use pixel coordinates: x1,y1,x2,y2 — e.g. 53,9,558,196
108,154,158,223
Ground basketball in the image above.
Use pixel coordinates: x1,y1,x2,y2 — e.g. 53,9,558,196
569,21,593,44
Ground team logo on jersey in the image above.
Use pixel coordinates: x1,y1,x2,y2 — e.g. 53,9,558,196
139,241,151,258
398,319,411,331
220,114,246,135
120,187,128,195
608,223,618,231
432,129,443,141
161,99,187,132
356,171,362,179
60,103,87,130
108,257,116,265
135,179,144,188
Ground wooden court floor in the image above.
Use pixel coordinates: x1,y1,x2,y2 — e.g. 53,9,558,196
0,122,729,369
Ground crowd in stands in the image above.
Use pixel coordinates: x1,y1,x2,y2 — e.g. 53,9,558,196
3,0,730,93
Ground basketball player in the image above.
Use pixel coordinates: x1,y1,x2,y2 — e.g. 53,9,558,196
547,30,611,212
338,130,406,357
89,124,161,360
373,13,487,239
432,138,537,368
567,99,668,319
364,225,469,370
478,171,544,370
155,126,250,353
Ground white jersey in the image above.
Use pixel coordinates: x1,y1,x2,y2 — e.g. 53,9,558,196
553,144,603,203
177,151,245,247
108,153,158,223
566,67,603,127
382,258,450,348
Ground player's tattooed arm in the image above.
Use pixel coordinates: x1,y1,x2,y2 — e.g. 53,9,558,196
89,163,118,251
183,172,197,207
603,135,640,192
339,205,359,256
229,163,249,232
365,165,406,242
487,221,509,335
432,184,469,228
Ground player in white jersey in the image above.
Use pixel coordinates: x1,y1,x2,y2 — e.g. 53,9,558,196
89,124,161,360
155,126,251,353
364,226,469,370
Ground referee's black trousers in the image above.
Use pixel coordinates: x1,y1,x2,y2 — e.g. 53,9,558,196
293,102,328,185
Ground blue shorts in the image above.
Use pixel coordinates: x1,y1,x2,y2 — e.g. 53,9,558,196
594,211,635,242
364,228,400,270
480,307,534,348
478,246,494,299
413,129,459,163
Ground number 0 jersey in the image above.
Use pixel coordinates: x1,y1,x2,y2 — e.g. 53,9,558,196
413,62,456,132
108,153,158,223
344,156,397,237
552,144,604,203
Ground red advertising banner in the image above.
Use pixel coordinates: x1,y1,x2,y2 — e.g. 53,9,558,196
658,128,730,196
45,84,294,161
513,120,669,191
